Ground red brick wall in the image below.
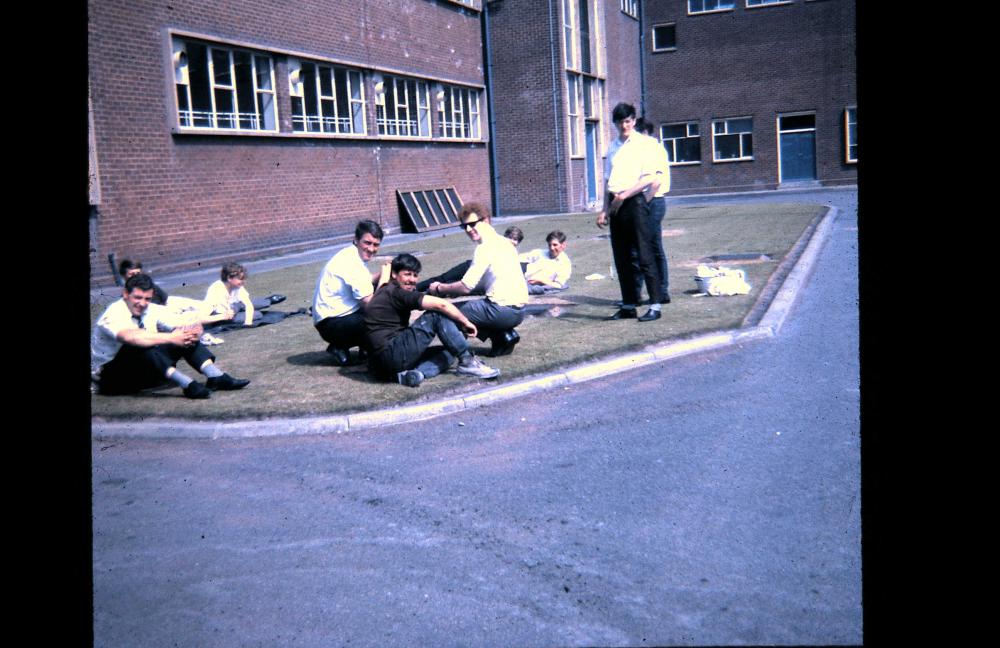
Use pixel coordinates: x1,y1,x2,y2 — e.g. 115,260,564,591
643,0,857,194
88,0,488,283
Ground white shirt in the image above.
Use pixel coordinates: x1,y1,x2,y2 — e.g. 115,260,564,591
605,133,646,194
640,133,671,198
461,223,528,307
312,244,374,323
91,300,183,374
205,280,250,311
519,248,572,288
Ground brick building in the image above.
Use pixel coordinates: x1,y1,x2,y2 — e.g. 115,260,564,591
642,0,857,194
88,0,491,283
88,0,856,282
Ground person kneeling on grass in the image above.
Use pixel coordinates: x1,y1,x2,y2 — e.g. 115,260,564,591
364,253,500,388
91,273,250,399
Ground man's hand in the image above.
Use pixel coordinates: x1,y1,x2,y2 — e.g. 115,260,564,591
174,324,202,346
596,211,608,229
460,320,478,338
378,262,392,287
610,192,624,213
428,281,442,296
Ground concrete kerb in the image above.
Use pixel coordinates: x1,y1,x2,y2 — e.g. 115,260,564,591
90,204,838,440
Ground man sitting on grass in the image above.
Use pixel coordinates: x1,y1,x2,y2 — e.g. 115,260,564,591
520,230,572,295
364,253,501,388
92,273,250,399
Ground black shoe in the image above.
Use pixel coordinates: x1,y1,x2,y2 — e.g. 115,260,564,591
206,374,251,390
183,382,211,399
638,308,661,322
605,308,637,320
268,294,287,305
397,369,424,388
490,329,520,357
327,345,350,366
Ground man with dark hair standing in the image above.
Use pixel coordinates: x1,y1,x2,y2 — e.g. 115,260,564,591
91,273,250,398
312,219,389,366
597,102,666,322
428,202,528,357
365,253,500,388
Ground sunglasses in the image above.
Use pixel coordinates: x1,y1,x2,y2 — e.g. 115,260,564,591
460,219,483,231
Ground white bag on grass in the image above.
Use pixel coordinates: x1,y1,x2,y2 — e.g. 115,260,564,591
694,265,751,296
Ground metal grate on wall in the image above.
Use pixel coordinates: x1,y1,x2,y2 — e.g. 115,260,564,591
396,187,464,233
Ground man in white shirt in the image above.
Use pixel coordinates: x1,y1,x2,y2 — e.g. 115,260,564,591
312,220,389,365
596,102,666,322
92,273,250,398
427,202,529,357
635,117,672,303
520,230,572,294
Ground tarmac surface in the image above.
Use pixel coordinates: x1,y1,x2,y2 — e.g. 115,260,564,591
91,185,856,439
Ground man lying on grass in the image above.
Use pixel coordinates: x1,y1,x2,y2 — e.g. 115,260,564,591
364,253,501,388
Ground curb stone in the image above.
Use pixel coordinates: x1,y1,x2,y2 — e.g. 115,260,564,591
91,204,838,440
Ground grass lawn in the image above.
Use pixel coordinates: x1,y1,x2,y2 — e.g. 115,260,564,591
90,202,826,421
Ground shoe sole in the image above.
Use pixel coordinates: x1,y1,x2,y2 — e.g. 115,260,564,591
455,367,500,379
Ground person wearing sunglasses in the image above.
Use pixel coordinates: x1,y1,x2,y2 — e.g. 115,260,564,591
427,202,527,357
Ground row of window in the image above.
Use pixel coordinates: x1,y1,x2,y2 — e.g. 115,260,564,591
172,36,483,141
620,0,639,18
659,110,857,165
563,0,603,75
689,0,799,14
566,72,606,157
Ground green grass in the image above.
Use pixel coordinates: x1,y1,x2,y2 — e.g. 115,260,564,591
91,202,825,420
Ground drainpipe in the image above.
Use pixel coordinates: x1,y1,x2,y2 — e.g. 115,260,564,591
639,0,646,116
482,2,501,217
548,0,564,212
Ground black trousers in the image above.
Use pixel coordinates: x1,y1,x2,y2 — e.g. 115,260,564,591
609,193,664,305
315,310,368,351
98,342,215,395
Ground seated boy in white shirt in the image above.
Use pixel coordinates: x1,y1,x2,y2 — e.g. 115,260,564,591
519,230,572,295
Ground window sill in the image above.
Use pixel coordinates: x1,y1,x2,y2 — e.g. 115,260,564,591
669,161,701,167
652,48,677,54
688,9,736,17
712,156,754,163
746,1,793,9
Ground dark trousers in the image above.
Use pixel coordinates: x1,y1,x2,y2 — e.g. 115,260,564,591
369,311,470,380
315,310,368,351
98,342,215,395
416,261,473,293
458,298,525,341
632,196,670,298
610,193,664,305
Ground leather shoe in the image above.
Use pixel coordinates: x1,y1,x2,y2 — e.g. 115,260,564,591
183,381,211,399
605,308,637,320
268,294,287,305
490,329,520,357
206,374,251,390
638,308,661,322
327,345,350,366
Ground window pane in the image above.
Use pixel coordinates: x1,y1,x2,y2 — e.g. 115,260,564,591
779,114,815,131
654,25,676,50
663,124,687,139
214,89,235,128
211,49,232,86
233,51,255,129
742,133,753,156
679,137,701,162
255,56,272,90
715,133,741,159
258,92,275,131
729,118,752,133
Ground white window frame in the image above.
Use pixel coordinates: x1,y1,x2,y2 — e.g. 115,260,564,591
712,117,753,162
567,73,582,157
437,84,482,141
173,37,278,133
688,1,736,15
660,121,701,165
563,0,577,70
845,107,857,164
289,58,367,136
651,23,677,52
620,0,639,19
377,76,431,139
746,0,792,7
